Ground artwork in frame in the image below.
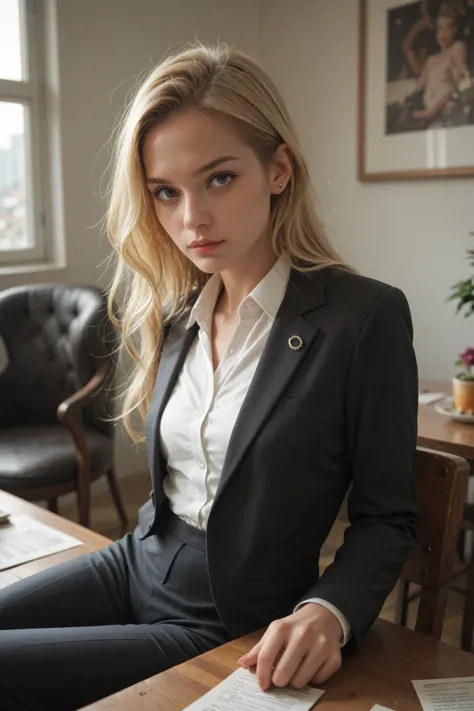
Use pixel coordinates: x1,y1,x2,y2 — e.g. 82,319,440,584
358,0,474,180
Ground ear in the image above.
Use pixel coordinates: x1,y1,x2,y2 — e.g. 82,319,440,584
270,143,293,195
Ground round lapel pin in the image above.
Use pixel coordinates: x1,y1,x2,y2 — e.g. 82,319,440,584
288,335,304,351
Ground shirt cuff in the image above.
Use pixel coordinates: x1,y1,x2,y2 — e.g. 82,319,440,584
293,598,351,647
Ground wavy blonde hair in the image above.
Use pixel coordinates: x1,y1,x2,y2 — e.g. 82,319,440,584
106,41,354,442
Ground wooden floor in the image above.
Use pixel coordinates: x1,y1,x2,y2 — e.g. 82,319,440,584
60,471,468,651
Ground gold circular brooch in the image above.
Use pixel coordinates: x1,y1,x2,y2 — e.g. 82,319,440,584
288,335,304,351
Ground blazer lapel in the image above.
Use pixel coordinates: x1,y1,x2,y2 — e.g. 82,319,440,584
215,269,327,502
146,319,199,484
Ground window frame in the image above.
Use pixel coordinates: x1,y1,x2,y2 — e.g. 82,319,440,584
0,0,47,265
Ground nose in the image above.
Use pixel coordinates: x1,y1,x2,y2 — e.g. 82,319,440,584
182,193,211,232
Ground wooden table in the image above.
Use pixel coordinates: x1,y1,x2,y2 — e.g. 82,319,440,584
79,381,474,710
0,490,111,589
418,379,474,461
3,388,472,711
81,618,474,711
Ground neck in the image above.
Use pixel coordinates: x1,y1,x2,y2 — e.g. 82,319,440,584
217,244,278,319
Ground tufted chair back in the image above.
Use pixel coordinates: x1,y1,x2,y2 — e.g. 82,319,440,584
0,284,117,435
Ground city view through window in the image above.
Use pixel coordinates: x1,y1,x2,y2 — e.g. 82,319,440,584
0,1,29,252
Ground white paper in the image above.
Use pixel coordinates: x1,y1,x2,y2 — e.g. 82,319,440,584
183,668,325,711
418,393,446,405
371,707,394,711
0,516,83,570
413,676,474,711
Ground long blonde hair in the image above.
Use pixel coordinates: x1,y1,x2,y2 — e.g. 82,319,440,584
106,41,354,443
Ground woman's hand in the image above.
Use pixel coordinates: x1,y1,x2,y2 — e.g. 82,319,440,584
237,603,342,691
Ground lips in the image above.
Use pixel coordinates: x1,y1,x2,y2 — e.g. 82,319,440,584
189,240,223,248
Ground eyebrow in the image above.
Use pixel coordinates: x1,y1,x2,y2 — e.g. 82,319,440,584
146,155,240,185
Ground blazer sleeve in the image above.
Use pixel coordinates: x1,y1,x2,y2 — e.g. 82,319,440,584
294,286,419,653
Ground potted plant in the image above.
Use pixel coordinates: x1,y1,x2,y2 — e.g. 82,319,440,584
453,348,474,413
448,232,474,411
448,233,474,318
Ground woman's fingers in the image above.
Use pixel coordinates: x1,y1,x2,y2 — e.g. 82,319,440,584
239,606,343,691
255,620,291,690
275,630,341,690
308,652,342,686
271,625,314,688
238,640,262,669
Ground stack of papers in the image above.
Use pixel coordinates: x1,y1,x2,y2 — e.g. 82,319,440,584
182,670,474,711
418,392,446,405
183,668,324,710
0,516,83,571
413,677,474,711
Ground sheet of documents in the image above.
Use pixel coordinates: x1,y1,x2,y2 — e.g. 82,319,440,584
0,516,83,570
412,676,474,711
183,668,325,711
370,706,394,711
418,392,446,405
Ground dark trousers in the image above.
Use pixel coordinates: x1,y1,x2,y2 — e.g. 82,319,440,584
0,506,230,711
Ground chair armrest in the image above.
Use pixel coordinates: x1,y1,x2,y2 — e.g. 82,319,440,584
57,359,111,426
56,359,112,498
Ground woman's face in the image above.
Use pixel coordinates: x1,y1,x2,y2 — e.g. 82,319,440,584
436,16,458,48
142,109,290,274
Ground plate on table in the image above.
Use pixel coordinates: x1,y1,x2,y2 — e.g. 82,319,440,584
435,397,474,424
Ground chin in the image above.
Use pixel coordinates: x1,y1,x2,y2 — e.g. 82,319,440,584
186,250,236,275
186,255,226,275
194,264,220,275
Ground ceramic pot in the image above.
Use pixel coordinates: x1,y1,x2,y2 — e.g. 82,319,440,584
452,376,474,412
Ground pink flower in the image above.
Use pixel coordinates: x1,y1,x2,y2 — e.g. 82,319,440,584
460,347,474,368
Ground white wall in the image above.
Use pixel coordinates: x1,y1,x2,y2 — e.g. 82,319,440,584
4,0,474,482
259,0,474,382
0,0,259,477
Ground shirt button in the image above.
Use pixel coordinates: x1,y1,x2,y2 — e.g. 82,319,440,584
199,461,206,469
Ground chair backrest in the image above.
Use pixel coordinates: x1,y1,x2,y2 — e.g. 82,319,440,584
337,446,468,638
0,283,117,435
401,446,468,638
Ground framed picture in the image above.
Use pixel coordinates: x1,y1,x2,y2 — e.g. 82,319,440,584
358,0,474,180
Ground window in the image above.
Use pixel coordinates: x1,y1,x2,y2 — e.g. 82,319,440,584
0,0,46,265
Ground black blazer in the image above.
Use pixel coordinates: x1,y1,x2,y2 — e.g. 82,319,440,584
138,266,418,653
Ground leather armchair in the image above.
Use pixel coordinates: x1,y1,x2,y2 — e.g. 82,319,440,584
0,283,127,529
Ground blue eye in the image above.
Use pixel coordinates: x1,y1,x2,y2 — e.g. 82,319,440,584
210,172,235,188
154,187,178,202
152,172,236,203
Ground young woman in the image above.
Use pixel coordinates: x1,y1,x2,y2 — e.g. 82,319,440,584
402,0,473,77
0,42,418,711
412,5,470,121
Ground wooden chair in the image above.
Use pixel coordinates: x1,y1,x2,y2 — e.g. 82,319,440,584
0,284,128,530
459,503,474,650
432,498,474,652
395,447,469,638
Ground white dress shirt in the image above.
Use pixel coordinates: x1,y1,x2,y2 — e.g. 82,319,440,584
160,255,350,645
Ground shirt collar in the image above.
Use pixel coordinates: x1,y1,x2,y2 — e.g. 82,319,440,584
249,254,290,320
186,272,222,330
186,254,291,330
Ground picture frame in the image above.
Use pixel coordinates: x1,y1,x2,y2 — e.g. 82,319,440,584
358,0,474,181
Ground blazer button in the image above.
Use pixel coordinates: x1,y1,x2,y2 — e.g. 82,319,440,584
151,490,155,505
